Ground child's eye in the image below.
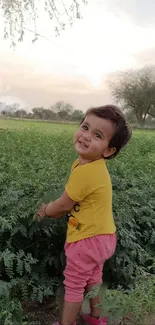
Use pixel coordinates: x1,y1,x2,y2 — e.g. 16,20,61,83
95,132,102,139
82,125,88,130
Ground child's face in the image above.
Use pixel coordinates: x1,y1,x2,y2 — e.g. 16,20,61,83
74,114,116,160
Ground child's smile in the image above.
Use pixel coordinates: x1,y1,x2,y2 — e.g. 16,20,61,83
77,139,89,148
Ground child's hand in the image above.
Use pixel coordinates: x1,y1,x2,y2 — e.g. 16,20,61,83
34,204,47,222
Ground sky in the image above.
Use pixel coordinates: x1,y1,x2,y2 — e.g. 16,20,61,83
0,0,155,111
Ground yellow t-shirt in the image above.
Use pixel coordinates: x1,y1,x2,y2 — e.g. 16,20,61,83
65,158,116,243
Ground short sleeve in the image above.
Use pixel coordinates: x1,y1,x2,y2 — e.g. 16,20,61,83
65,166,87,202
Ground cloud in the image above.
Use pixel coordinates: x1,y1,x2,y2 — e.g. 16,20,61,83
0,51,112,110
102,0,155,27
133,47,155,67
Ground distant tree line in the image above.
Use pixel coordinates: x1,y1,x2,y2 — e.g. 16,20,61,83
0,101,84,122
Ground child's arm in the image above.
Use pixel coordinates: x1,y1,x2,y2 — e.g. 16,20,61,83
36,191,75,221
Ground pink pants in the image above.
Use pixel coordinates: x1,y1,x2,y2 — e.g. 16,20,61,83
64,233,117,302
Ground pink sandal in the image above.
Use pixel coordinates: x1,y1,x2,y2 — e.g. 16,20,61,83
82,314,107,325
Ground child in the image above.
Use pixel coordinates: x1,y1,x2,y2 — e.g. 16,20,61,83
36,105,132,325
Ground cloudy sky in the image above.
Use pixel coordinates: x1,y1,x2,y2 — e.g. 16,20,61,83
0,0,155,111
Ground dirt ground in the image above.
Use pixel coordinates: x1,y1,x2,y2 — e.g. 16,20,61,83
22,298,84,325
23,298,155,325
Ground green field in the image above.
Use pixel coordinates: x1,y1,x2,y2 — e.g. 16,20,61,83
0,118,155,325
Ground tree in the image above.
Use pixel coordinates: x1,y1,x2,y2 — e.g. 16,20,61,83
42,108,57,120
1,103,20,116
0,102,6,112
71,109,84,121
1,110,8,116
14,109,28,118
32,107,57,120
124,110,137,124
51,101,74,120
32,107,46,119
0,0,88,46
110,66,155,127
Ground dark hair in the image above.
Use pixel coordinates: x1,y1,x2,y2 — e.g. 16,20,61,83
83,105,132,159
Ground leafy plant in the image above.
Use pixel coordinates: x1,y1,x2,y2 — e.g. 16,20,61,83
0,297,28,325
101,275,155,324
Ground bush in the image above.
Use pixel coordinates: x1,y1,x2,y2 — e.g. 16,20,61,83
104,134,155,288
0,297,27,325
101,275,155,324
